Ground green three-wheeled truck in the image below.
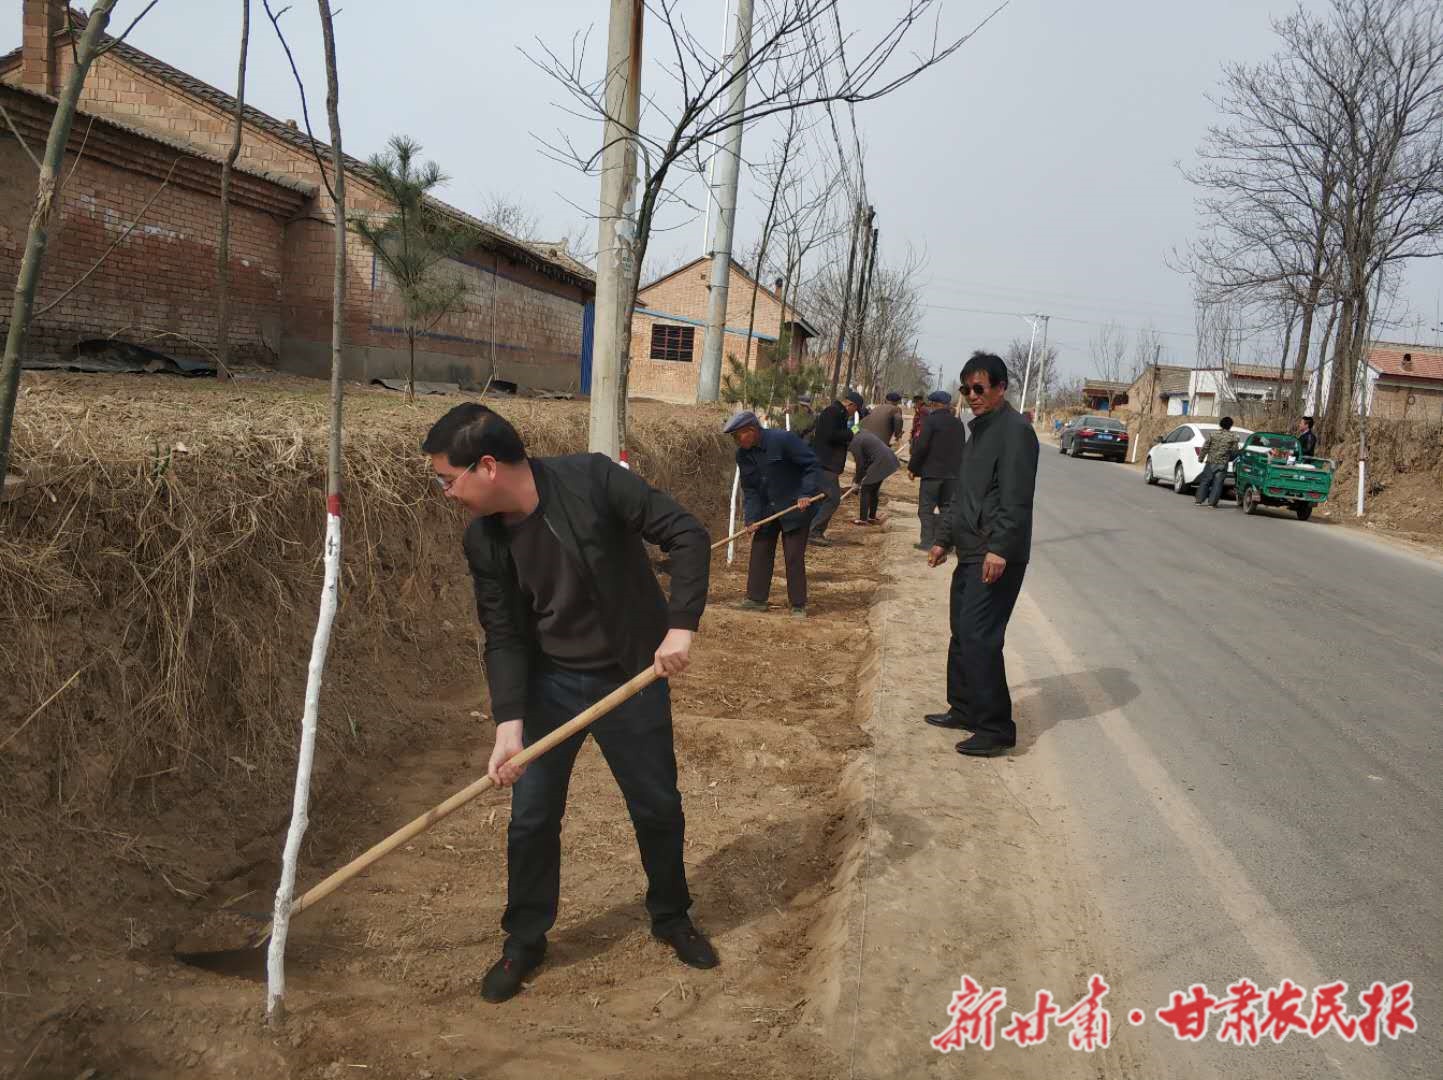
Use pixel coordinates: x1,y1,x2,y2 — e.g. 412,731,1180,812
1232,432,1335,521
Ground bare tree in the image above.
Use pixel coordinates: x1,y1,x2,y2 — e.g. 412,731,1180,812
479,193,542,241
528,0,1003,421
1089,320,1131,410
0,1,141,487
214,0,250,378
1186,0,1443,441
267,0,347,1028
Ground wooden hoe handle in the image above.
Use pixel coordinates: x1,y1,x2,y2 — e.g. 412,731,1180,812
263,666,662,939
712,487,857,551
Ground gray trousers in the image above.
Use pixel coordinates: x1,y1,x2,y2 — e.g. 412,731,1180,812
809,469,843,537
918,478,956,548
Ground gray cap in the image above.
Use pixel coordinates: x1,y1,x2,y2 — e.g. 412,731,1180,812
722,410,760,434
797,393,813,406
927,390,952,405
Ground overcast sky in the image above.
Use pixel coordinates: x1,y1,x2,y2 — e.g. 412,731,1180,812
44,0,1443,381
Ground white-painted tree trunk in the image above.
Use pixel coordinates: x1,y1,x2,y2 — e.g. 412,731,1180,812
726,467,740,566
266,509,341,1020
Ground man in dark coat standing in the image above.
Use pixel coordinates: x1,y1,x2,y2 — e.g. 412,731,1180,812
725,411,823,618
807,392,860,546
908,390,966,551
925,352,1039,757
424,403,718,1003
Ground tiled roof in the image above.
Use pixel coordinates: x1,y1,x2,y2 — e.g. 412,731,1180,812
1230,362,1299,381
41,17,592,286
1,81,316,195
1159,369,1191,395
1082,379,1131,392
1366,341,1443,382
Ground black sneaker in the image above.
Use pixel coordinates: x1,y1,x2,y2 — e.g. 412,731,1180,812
809,535,832,547
653,920,719,970
924,711,970,730
480,945,545,1003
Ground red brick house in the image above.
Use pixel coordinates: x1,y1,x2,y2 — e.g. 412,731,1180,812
1362,342,1443,419
1,1,594,390
628,256,817,403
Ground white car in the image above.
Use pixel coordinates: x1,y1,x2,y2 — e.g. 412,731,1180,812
1143,422,1253,494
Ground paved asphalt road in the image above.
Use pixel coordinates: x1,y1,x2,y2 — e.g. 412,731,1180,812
1007,446,1441,1079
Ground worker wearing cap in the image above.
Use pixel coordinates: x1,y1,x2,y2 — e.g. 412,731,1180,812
909,391,966,551
808,392,859,546
861,390,905,446
724,411,823,618
909,394,927,453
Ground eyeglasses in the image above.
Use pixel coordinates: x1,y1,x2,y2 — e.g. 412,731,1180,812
964,382,990,397
433,460,476,492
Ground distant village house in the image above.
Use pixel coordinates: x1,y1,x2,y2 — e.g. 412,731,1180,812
628,256,818,404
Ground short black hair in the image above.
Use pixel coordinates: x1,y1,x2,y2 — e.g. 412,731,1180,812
1302,416,1314,429
421,403,526,466
961,350,1008,389
1219,416,1234,430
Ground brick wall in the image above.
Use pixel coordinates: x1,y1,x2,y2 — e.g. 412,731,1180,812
1373,381,1443,420
629,261,797,403
0,138,286,365
5,48,589,390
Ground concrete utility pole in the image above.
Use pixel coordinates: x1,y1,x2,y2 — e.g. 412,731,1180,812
1032,313,1050,416
696,0,754,402
828,202,866,398
589,0,645,458
1017,316,1040,411
845,221,879,389
699,0,735,256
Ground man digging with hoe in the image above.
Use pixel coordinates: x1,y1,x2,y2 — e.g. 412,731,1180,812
425,403,719,1004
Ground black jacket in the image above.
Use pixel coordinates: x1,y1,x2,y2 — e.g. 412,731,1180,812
934,402,1038,564
737,428,824,532
813,401,854,473
908,407,966,480
1299,429,1318,457
463,454,710,723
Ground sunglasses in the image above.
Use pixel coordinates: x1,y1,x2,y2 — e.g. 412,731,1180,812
964,382,990,397
433,460,477,492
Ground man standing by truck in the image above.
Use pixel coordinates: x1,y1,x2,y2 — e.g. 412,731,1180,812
424,403,718,1004
1194,417,1241,509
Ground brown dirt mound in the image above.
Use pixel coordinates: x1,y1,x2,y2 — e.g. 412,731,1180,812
2,397,894,1078
0,372,730,980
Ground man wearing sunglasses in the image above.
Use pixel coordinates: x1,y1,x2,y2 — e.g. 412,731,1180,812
424,403,717,1003
925,352,1039,757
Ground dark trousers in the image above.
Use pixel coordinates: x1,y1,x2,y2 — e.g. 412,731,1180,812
746,522,808,608
918,478,955,548
1195,463,1227,506
858,482,882,521
809,469,843,537
946,559,1028,744
503,664,690,952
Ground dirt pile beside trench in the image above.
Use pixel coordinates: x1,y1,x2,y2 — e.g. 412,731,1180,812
0,374,729,987
2,374,894,1080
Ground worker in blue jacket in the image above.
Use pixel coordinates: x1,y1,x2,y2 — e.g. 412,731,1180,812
724,411,824,619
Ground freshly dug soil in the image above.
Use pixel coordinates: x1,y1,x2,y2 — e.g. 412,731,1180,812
2,374,891,1080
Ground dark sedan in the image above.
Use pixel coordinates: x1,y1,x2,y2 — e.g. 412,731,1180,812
1058,415,1129,461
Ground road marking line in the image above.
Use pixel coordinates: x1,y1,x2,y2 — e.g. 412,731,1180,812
1012,591,1386,1080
